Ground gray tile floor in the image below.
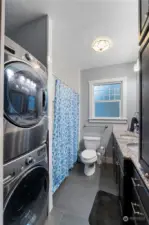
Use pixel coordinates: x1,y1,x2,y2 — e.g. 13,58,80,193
45,163,118,225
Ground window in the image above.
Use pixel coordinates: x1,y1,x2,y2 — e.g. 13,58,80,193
89,77,127,121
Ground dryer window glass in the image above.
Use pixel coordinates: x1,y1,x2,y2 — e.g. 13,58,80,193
4,61,47,127
9,91,25,114
28,95,36,112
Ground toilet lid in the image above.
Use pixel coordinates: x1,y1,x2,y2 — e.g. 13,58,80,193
81,150,96,159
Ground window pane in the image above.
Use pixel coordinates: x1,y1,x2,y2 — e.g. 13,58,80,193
94,83,121,101
110,95,114,100
104,96,109,100
115,95,120,100
95,102,120,117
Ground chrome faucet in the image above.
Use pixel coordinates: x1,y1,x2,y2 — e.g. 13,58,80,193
134,123,139,134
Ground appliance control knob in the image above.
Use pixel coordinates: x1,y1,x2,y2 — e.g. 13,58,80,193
25,157,33,165
25,53,33,61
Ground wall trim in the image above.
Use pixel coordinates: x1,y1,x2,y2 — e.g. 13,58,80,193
47,18,53,213
88,118,127,124
0,0,5,223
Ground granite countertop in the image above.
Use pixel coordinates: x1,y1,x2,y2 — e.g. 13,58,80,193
113,124,149,190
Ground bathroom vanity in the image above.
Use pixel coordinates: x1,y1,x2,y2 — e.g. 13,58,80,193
112,125,149,225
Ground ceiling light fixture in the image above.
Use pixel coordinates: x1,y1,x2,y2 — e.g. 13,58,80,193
92,37,112,52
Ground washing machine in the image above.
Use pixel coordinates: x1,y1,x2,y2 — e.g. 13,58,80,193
4,144,49,225
4,36,48,163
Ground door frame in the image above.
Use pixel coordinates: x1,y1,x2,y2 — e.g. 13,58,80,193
0,0,5,224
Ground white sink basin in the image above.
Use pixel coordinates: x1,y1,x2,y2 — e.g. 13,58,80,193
127,143,139,151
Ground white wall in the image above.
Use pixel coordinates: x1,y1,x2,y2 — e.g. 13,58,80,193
0,0,4,223
52,19,80,93
9,16,80,94
9,16,48,67
80,62,137,157
52,65,80,94
80,62,137,131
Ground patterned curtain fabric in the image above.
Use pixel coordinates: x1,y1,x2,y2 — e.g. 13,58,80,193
52,79,79,193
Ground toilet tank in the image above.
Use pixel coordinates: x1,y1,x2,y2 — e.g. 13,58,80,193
83,136,101,150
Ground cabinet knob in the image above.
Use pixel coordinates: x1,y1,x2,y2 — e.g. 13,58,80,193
123,216,129,222
145,173,149,179
25,156,33,165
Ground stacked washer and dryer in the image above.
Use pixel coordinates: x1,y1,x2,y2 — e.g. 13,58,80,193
3,37,49,225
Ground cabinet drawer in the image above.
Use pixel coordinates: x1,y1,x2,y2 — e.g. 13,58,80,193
131,184,148,225
131,168,149,222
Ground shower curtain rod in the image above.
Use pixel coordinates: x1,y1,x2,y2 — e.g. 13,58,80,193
52,74,78,94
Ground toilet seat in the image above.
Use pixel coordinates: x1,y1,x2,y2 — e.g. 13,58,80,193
81,149,97,160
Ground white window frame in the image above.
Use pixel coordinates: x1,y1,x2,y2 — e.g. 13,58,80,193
89,77,127,123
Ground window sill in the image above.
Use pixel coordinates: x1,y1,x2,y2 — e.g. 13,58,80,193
88,118,127,124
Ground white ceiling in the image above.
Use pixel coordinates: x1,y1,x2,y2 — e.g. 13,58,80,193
5,0,138,70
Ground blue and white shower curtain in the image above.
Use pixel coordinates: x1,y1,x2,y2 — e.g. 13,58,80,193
52,79,79,193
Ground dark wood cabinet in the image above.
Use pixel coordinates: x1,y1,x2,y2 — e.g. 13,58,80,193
138,1,149,224
112,135,130,223
130,164,149,225
112,135,149,224
139,0,149,31
131,189,148,225
138,1,149,221
139,0,149,176
113,147,123,209
118,161,124,214
139,0,149,43
139,31,149,174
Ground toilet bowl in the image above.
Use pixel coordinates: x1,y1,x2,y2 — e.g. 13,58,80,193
80,136,102,176
81,150,97,176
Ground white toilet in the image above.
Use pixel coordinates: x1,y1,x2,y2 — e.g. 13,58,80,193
80,136,104,176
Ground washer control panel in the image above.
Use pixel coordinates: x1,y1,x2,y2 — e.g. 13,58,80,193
3,144,47,185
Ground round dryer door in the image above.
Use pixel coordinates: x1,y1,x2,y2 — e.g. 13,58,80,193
4,61,48,127
4,167,49,225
